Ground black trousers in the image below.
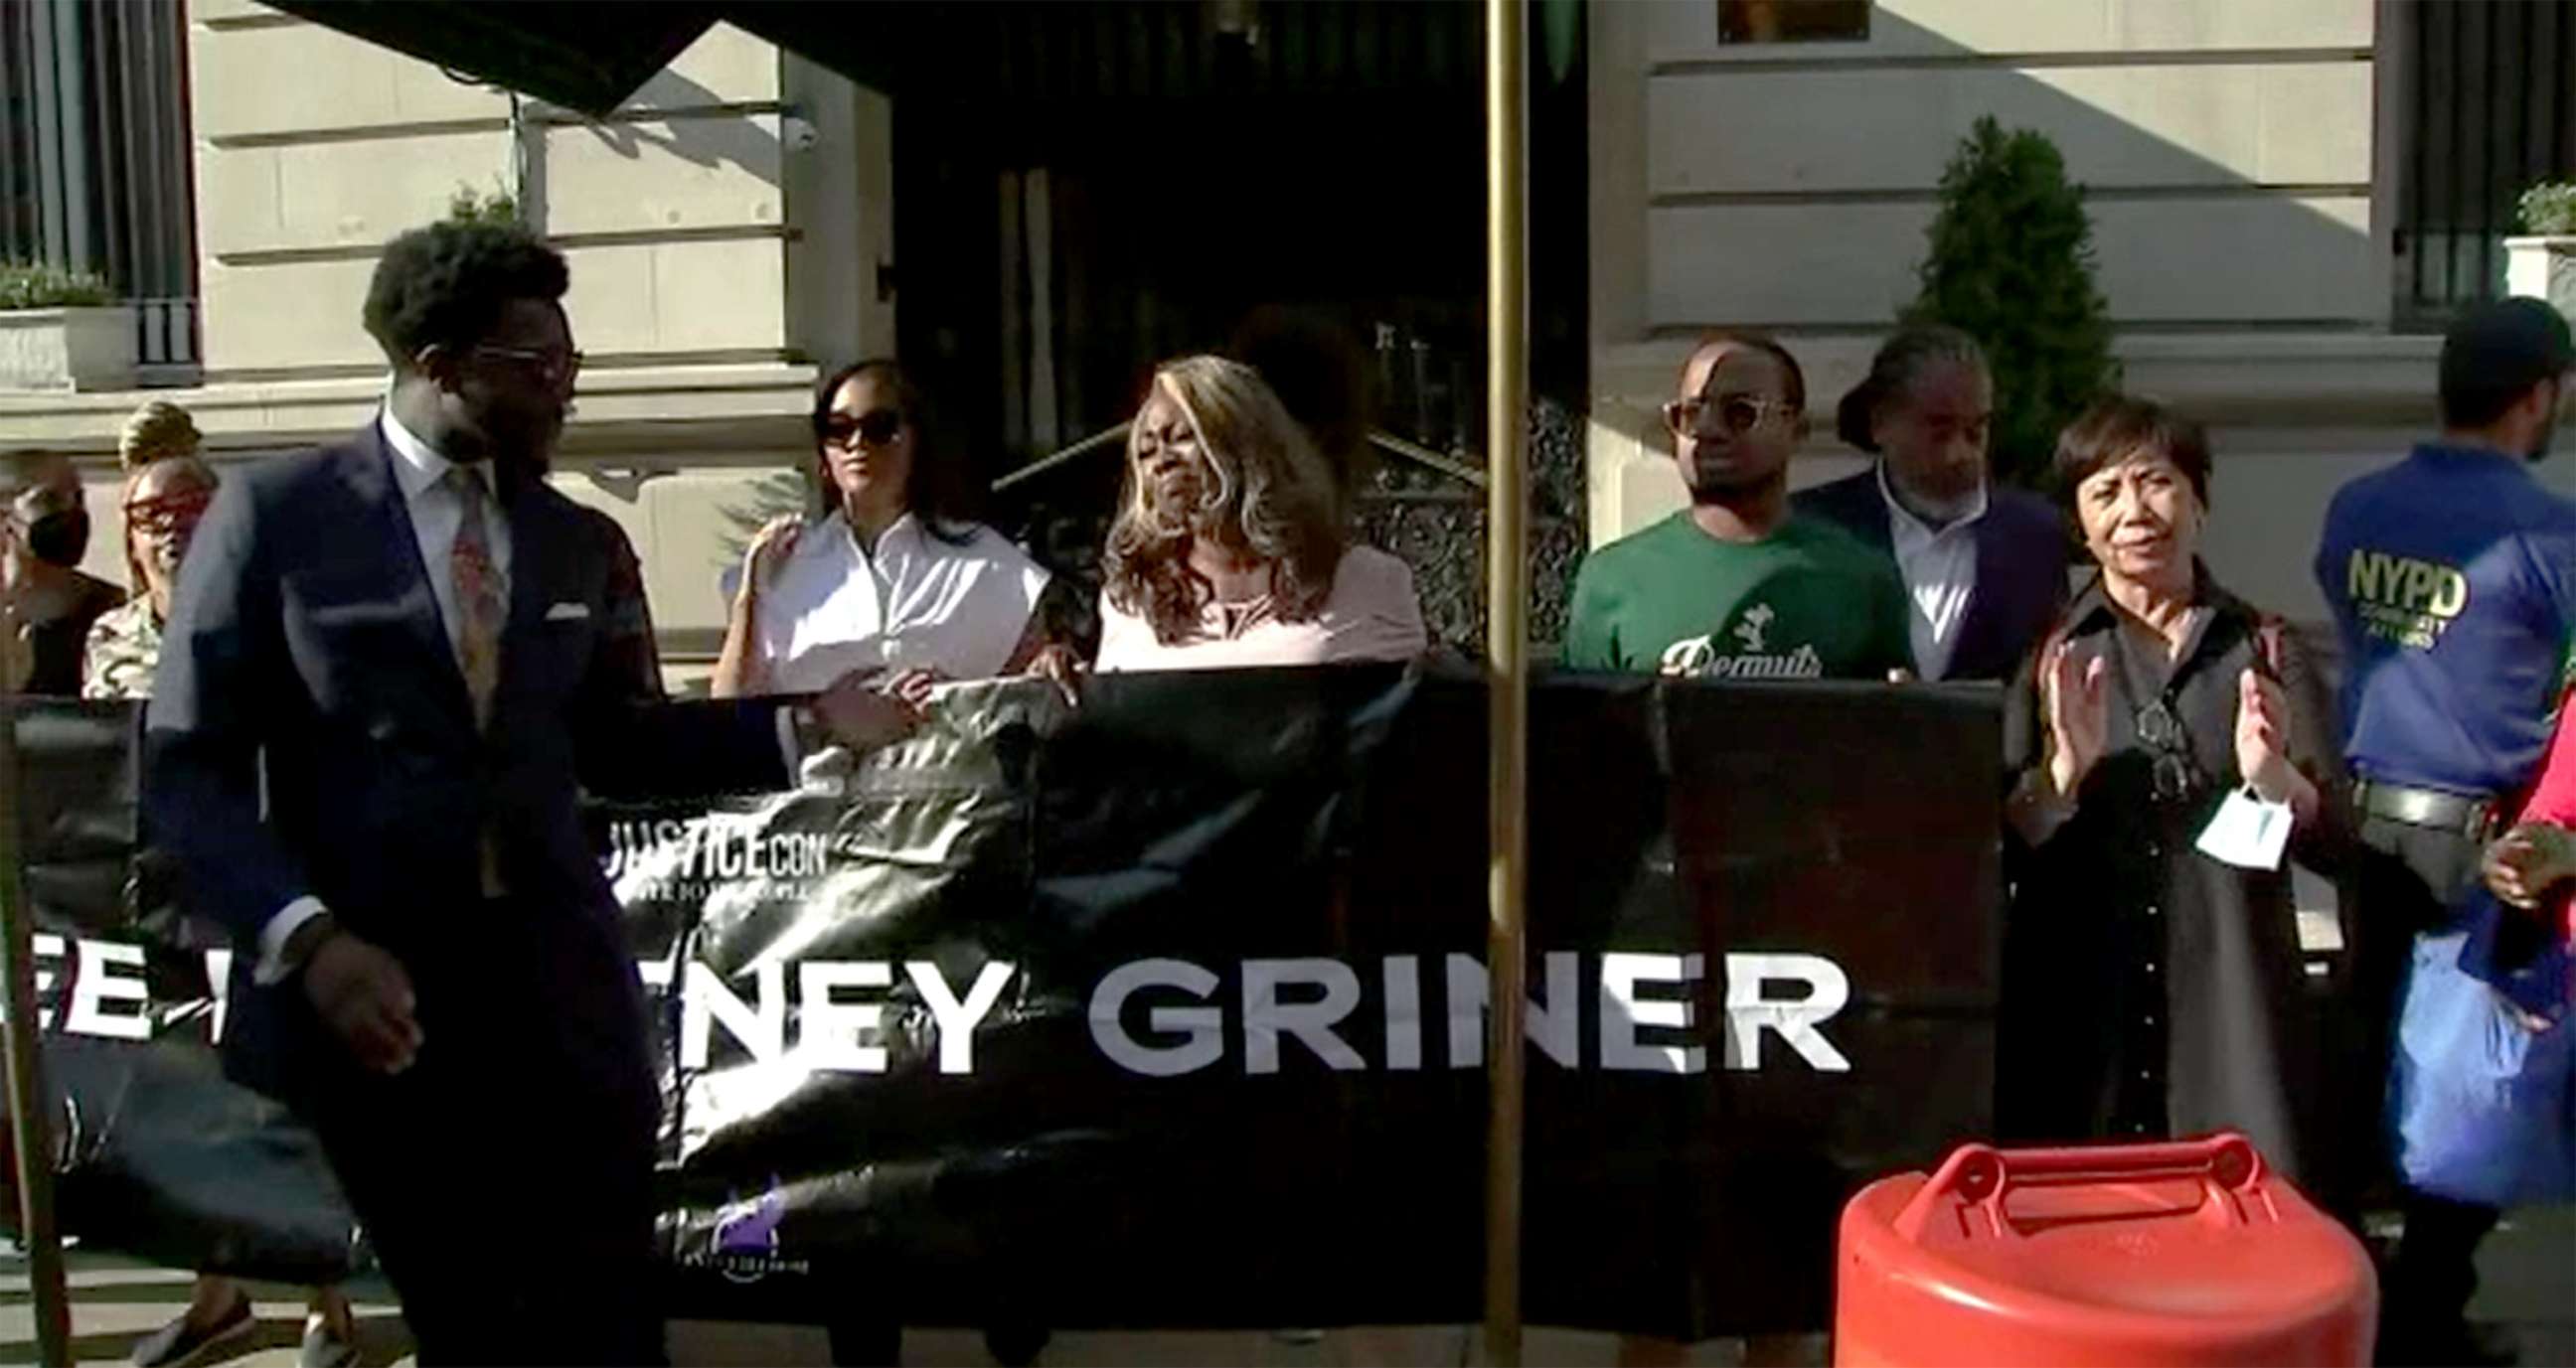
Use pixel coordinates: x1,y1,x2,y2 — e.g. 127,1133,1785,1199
2347,818,2502,1346
300,897,666,1367
2385,1191,2502,1343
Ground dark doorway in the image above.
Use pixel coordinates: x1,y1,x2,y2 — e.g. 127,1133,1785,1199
779,0,1589,652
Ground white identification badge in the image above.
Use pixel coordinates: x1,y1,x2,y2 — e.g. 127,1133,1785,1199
2195,787,2294,871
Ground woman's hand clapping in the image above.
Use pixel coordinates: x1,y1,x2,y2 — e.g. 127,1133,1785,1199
2042,638,2109,803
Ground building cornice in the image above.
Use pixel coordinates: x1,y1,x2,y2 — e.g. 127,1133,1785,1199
1596,331,2443,429
0,361,818,462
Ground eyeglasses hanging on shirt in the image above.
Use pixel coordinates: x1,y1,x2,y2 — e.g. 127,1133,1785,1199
2133,696,2201,804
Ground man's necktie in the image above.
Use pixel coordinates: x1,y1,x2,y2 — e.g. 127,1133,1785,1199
445,465,506,728
446,466,509,897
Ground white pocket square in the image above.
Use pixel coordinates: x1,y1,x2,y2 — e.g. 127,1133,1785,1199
545,602,592,622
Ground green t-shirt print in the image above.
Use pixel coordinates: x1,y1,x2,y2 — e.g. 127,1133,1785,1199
1561,513,1912,680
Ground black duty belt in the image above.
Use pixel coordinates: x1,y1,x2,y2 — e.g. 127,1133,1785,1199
2352,779,2499,839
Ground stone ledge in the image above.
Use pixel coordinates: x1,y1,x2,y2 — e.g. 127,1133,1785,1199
1597,330,2443,427
0,361,818,459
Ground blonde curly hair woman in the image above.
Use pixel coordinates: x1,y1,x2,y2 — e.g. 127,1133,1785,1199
1092,355,1424,671
117,397,203,471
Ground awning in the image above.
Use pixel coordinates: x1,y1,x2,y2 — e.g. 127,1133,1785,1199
261,0,724,116
261,2,1579,117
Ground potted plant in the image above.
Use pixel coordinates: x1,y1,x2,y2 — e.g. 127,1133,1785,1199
2506,182,2576,325
0,262,133,391
1904,117,2117,490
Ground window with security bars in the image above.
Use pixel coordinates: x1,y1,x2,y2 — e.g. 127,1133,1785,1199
0,0,201,377
1717,0,1870,46
2393,0,2576,324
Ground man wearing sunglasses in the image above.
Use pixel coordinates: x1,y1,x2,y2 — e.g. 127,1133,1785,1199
1563,331,1909,683
145,219,923,1364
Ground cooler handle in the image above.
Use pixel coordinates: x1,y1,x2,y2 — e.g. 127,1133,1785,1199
1889,1133,2267,1244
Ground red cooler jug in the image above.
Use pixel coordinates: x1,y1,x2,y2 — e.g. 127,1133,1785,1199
1835,1135,2376,1367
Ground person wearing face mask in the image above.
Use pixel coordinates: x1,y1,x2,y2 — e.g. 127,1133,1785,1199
1999,395,2352,1203
1563,332,1909,681
712,359,1051,699
83,441,366,1368
0,448,124,695
1087,354,1425,672
2313,297,2576,1367
1792,326,2067,682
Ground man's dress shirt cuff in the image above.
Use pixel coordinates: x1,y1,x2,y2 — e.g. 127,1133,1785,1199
253,896,330,987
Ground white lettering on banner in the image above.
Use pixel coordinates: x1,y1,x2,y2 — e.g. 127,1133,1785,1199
684,960,786,1068
18,937,1853,1081
1601,953,1704,1074
667,952,1851,1078
205,949,233,1043
1241,959,1367,1074
797,962,892,1072
1446,952,1582,1068
906,961,1016,1075
1382,956,1422,1071
67,940,151,1041
1,939,232,1040
1723,954,1852,1072
602,818,833,887
1090,958,1225,1076
0,935,68,1028
666,958,1017,1074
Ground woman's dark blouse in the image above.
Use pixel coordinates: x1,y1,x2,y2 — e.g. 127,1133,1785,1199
2001,567,2358,1200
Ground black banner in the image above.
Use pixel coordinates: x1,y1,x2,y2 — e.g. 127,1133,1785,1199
7,670,1999,1339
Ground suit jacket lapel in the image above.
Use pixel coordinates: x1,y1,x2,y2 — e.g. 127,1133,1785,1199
335,425,477,727
1953,513,2013,677
1849,469,1896,550
495,468,566,704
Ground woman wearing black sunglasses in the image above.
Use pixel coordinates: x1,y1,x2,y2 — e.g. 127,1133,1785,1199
711,359,1051,699
1997,394,2360,1211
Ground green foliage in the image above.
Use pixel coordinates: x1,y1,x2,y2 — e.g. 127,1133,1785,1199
1904,116,2117,489
2519,182,2576,236
446,184,520,228
0,261,114,310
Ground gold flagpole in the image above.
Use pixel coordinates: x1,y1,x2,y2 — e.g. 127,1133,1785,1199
0,589,73,1366
1483,0,1530,1364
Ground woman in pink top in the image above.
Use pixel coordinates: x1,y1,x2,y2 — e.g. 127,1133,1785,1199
1090,355,1426,672
2482,693,2576,951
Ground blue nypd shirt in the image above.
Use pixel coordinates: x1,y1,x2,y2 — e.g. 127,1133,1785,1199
2315,444,2576,797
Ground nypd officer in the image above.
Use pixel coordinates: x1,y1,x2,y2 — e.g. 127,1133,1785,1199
2314,295,2576,1366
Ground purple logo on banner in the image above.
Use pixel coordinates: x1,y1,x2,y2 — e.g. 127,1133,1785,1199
714,1181,784,1255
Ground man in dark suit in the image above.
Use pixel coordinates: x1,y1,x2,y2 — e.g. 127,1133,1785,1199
146,221,917,1364
1792,326,2067,682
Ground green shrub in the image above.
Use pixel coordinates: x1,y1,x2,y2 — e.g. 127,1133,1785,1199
0,261,115,310
2519,182,2576,236
1904,116,2118,489
447,184,520,227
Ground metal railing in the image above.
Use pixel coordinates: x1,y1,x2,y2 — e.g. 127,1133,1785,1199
0,0,201,375
2395,0,2576,323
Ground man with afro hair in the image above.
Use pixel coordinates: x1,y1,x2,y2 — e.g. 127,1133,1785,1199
147,219,921,1363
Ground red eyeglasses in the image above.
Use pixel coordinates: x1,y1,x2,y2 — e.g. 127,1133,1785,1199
124,490,214,535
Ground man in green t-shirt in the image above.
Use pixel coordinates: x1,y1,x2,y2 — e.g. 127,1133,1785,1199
1564,332,1911,679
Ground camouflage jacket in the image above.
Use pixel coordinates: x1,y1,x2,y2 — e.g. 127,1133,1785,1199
81,598,159,701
